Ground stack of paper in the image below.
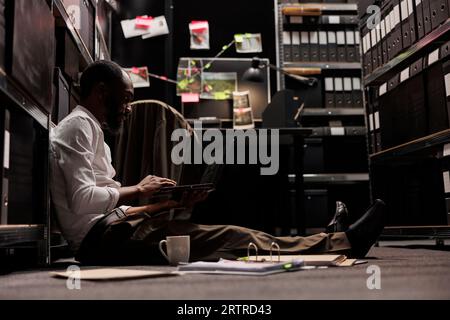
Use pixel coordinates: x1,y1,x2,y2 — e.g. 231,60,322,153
243,255,366,267
177,258,304,276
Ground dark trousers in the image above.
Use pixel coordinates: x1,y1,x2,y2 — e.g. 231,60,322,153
76,209,351,265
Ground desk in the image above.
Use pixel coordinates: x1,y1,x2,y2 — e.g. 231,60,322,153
187,125,311,236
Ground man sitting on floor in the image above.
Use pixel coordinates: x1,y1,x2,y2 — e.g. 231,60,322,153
50,60,386,265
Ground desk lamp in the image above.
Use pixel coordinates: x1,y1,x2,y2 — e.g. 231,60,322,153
243,57,318,87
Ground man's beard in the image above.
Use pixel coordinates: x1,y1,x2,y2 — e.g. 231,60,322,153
101,109,124,135
101,120,123,135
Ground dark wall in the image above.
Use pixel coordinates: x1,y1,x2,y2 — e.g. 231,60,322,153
111,0,277,109
111,0,170,103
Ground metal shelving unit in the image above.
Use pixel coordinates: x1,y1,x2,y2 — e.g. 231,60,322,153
277,1,370,234
360,2,450,238
1,0,114,266
0,71,50,265
277,0,368,168
364,18,450,86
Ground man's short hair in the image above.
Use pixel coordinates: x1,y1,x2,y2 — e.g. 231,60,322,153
80,60,125,99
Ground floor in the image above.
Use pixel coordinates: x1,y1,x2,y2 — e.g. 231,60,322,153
1,241,450,300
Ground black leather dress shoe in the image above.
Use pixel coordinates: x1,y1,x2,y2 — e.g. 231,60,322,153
345,199,386,258
326,201,350,233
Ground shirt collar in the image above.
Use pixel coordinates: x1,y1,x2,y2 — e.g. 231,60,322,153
74,105,103,129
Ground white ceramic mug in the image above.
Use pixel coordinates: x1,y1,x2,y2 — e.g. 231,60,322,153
158,235,190,265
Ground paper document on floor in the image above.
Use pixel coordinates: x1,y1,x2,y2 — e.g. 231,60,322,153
177,258,304,276
50,268,178,281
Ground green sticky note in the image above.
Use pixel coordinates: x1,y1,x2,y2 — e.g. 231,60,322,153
234,34,244,43
214,92,228,100
245,33,252,38
177,79,188,89
283,263,293,270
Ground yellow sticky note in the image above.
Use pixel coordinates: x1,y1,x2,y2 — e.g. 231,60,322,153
234,34,244,43
214,92,228,100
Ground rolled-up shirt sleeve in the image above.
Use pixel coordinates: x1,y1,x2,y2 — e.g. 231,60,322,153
53,117,119,215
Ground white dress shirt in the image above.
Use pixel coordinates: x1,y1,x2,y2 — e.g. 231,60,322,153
50,105,124,252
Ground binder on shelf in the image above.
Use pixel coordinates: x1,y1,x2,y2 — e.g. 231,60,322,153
336,31,346,62
410,57,424,76
388,6,396,59
291,31,301,62
362,26,372,74
334,77,345,108
289,15,319,25
370,133,377,153
415,0,425,39
408,0,417,45
384,7,393,61
375,131,382,152
345,29,356,62
283,31,292,62
429,0,449,30
370,28,379,70
328,31,338,62
0,108,9,225
355,30,361,62
400,0,411,49
388,73,401,91
343,77,353,108
441,40,450,60
381,18,389,64
300,31,310,62
376,23,383,67
319,31,328,62
422,0,432,35
324,77,335,108
391,4,403,58
352,77,363,108
309,31,319,61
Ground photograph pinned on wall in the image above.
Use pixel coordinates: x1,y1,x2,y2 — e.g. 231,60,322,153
121,15,169,39
141,16,170,39
234,33,263,53
189,21,210,50
233,91,255,129
200,72,237,100
176,59,203,96
123,67,150,88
